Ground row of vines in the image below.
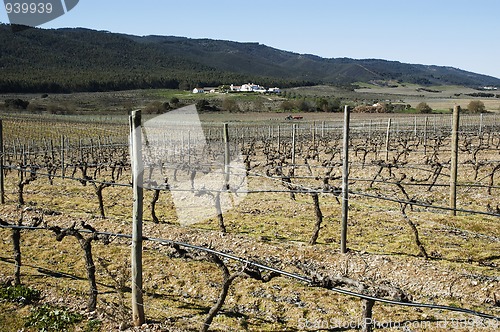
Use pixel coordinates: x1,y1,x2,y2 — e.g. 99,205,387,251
0,111,499,331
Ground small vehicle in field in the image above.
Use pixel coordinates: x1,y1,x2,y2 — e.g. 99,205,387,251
285,115,303,120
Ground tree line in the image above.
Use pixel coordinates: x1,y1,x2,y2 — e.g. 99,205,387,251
0,24,316,94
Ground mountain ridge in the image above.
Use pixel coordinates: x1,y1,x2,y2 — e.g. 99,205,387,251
1,24,499,93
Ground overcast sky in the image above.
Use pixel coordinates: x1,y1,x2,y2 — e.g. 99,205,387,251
2,0,499,79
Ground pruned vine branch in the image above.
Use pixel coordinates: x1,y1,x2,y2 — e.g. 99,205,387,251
49,221,110,311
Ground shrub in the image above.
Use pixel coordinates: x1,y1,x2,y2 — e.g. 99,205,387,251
467,100,486,113
222,98,240,112
170,97,180,105
5,98,29,109
353,103,392,113
144,101,171,114
195,99,219,112
416,102,433,114
280,100,295,111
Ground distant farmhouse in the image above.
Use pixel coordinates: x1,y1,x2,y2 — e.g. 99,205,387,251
231,83,267,93
192,87,219,94
192,83,280,94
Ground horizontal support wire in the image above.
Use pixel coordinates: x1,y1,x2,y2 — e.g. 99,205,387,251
350,190,500,218
2,165,132,188
2,115,499,326
0,223,498,321
2,164,499,217
352,199,500,243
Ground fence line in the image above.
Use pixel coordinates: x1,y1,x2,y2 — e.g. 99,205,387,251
2,163,499,219
2,157,500,220
1,112,499,329
0,223,498,321
2,113,500,147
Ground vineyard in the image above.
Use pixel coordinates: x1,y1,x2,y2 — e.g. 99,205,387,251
0,108,499,331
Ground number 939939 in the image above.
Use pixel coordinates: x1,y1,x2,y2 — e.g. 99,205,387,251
5,2,53,14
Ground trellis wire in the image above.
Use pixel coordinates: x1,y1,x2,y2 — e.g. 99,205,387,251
0,223,498,321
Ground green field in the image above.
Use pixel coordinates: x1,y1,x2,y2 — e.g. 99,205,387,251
1,84,499,117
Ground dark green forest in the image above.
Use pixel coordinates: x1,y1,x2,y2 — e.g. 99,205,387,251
1,24,499,93
0,24,313,93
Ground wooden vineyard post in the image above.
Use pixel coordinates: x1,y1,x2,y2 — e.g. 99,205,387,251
188,130,192,164
128,119,134,184
277,125,281,153
291,124,297,170
414,116,418,137
60,135,65,177
385,118,391,162
50,139,55,163
312,121,316,148
341,105,350,254
479,113,484,135
423,117,428,155
130,110,145,326
0,119,4,204
450,106,460,216
223,123,230,186
181,132,185,161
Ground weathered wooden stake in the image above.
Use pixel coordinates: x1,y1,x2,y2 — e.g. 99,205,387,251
361,299,375,332
223,123,230,186
450,106,460,216
385,118,391,162
423,117,428,155
181,132,185,161
312,121,316,148
277,125,281,152
60,135,65,177
50,139,55,163
188,130,191,164
130,110,145,326
0,119,4,204
341,106,350,254
291,124,297,169
479,113,484,135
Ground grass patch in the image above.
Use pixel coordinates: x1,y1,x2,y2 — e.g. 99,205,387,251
0,303,32,331
0,285,41,305
85,319,102,332
25,304,83,332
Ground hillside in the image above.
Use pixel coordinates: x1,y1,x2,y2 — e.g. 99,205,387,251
129,35,500,87
1,24,500,93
